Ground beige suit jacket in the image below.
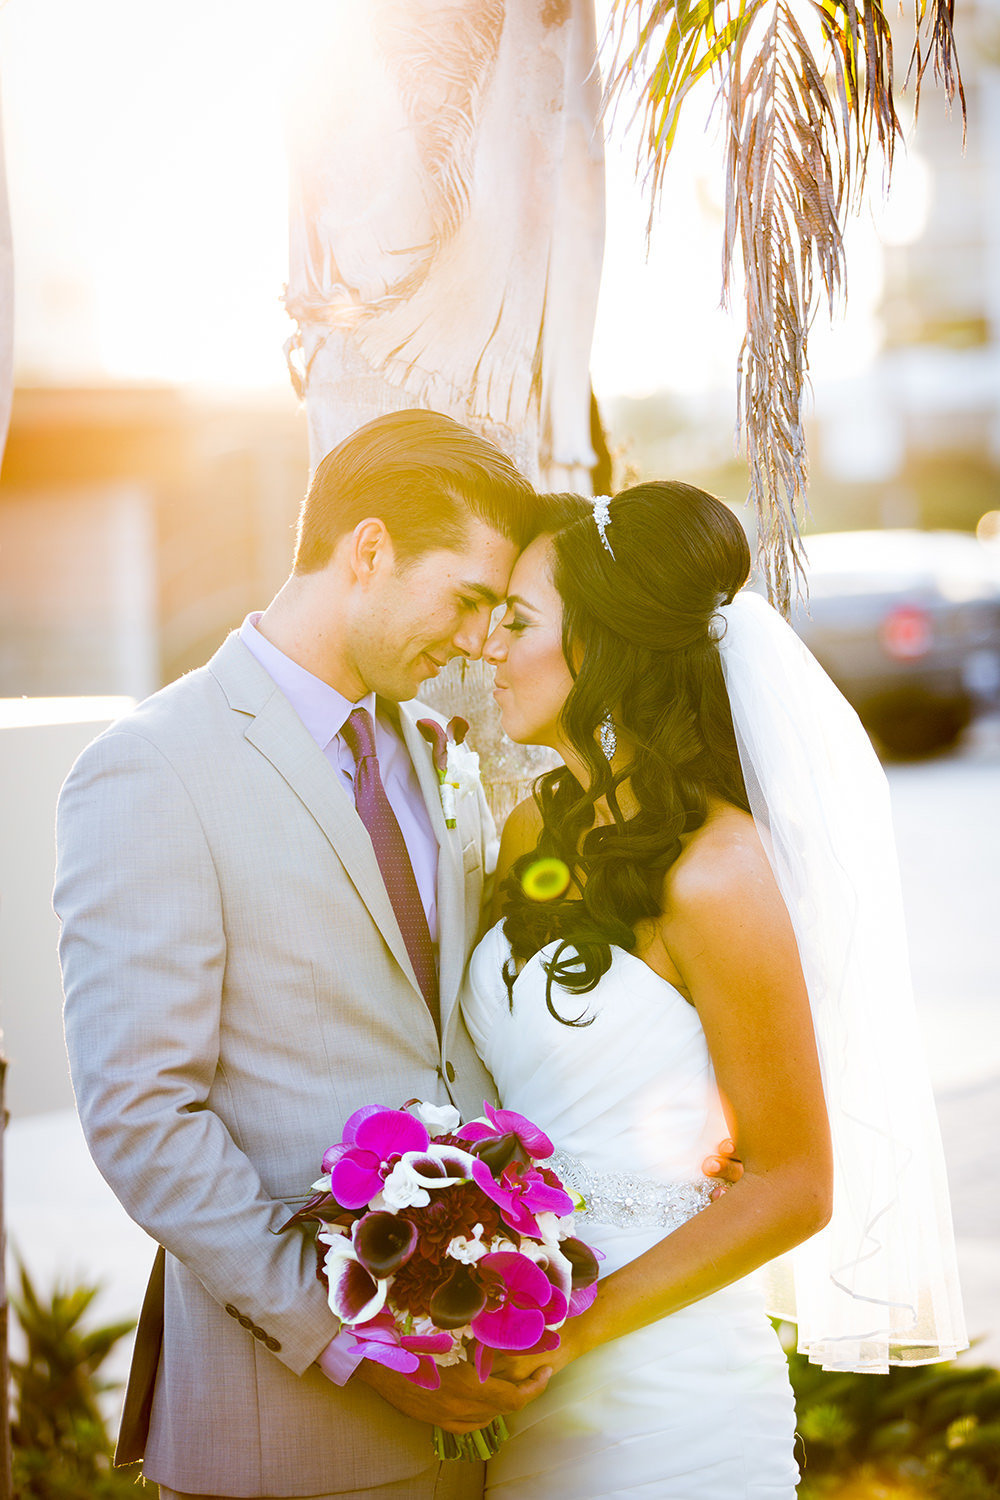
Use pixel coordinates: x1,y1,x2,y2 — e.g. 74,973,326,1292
55,634,497,1496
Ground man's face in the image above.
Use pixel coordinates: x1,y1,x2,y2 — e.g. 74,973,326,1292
351,518,519,702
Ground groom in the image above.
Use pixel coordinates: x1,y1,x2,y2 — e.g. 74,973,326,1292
56,410,738,1500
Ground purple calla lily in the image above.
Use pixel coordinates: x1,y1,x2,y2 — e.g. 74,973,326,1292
470,1252,568,1351
560,1235,600,1290
416,719,449,776
328,1109,430,1209
428,1262,487,1329
320,1236,387,1324
353,1212,419,1278
417,716,471,777
468,1131,520,1176
459,1100,555,1162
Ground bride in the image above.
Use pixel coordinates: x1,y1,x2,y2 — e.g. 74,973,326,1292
460,482,967,1498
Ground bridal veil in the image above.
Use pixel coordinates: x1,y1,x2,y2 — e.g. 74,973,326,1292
715,590,967,1372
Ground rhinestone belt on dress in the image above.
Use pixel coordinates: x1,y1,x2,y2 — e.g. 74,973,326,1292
549,1148,714,1232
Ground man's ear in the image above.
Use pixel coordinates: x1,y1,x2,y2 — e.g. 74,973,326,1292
349,518,394,586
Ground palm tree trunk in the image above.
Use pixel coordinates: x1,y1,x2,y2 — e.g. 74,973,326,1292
284,1,605,804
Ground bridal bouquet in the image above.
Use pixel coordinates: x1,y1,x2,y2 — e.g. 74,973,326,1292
280,1099,600,1461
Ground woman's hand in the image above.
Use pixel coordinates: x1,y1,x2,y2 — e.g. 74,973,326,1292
703,1138,743,1199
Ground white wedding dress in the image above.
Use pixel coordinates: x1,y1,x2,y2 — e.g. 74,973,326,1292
461,921,800,1499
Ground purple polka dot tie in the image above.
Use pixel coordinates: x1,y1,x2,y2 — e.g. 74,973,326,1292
341,707,439,1032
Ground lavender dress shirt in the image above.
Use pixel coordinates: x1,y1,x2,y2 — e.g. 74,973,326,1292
239,613,441,1383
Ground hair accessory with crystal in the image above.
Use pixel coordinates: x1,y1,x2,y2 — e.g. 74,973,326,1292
591,495,615,559
714,589,966,1373
599,712,617,759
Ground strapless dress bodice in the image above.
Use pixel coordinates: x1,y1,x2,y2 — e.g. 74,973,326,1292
463,921,726,1196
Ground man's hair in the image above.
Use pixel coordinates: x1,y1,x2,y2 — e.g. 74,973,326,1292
294,410,539,572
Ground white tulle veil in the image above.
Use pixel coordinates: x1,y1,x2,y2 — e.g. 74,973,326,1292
714,590,967,1372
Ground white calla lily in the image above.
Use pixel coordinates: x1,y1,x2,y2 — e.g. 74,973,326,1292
380,1160,432,1210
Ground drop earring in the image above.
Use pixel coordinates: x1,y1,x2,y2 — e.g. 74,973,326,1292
599,712,617,759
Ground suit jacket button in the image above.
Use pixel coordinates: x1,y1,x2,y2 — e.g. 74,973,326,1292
445,1060,456,1083
252,1326,267,1341
264,1335,281,1352
238,1314,253,1329
225,1304,239,1319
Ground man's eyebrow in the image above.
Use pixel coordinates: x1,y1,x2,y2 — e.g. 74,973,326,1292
459,581,504,607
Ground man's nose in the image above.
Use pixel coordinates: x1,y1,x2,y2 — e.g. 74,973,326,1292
453,610,495,661
482,622,507,665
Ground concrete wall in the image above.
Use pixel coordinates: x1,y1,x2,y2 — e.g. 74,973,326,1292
0,699,132,1118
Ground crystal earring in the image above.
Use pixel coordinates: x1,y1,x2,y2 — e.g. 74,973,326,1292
599,712,617,760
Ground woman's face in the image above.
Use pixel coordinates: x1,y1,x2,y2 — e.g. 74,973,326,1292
484,535,575,752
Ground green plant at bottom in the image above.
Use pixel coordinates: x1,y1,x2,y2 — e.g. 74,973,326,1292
10,1262,154,1498
785,1325,1000,1498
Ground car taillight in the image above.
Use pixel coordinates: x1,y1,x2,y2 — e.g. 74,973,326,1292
881,604,933,660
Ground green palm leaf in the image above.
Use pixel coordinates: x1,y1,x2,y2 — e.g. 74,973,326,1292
604,0,963,612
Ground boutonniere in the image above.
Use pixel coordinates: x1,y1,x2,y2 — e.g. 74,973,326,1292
417,716,475,829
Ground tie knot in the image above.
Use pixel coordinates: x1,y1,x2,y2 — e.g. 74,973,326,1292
342,706,378,764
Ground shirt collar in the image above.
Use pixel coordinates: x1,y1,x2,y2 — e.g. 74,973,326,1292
239,613,376,751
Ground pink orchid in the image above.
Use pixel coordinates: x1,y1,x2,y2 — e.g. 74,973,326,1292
350,1311,455,1390
327,1109,430,1209
527,1232,602,1324
473,1324,560,1383
471,1252,568,1354
459,1100,555,1162
471,1157,574,1237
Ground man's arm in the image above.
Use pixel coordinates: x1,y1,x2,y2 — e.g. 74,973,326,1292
55,729,340,1376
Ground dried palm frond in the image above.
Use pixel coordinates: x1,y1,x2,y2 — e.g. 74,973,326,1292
604,0,963,613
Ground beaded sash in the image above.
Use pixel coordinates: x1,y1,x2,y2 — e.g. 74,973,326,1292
549,1149,713,1232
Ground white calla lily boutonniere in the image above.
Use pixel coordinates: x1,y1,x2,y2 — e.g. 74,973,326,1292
417,716,478,829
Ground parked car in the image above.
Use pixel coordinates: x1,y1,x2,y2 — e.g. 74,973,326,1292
788,530,1000,757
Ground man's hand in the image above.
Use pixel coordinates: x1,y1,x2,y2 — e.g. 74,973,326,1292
702,1137,743,1200
355,1355,552,1434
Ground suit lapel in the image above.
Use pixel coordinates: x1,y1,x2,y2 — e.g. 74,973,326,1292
397,703,466,1045
209,636,423,1001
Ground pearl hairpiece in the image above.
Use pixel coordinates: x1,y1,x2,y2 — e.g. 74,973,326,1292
592,494,616,559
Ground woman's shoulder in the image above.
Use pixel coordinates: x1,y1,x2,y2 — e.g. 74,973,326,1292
663,801,778,923
490,794,544,924
496,794,543,871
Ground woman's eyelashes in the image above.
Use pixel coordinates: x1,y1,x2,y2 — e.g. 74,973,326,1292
503,612,528,634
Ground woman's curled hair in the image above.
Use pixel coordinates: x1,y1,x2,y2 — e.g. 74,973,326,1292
501,481,753,1024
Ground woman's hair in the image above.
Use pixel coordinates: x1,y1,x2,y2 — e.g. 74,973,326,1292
501,481,753,1023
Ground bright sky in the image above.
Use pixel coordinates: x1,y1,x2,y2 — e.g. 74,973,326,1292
0,0,930,402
